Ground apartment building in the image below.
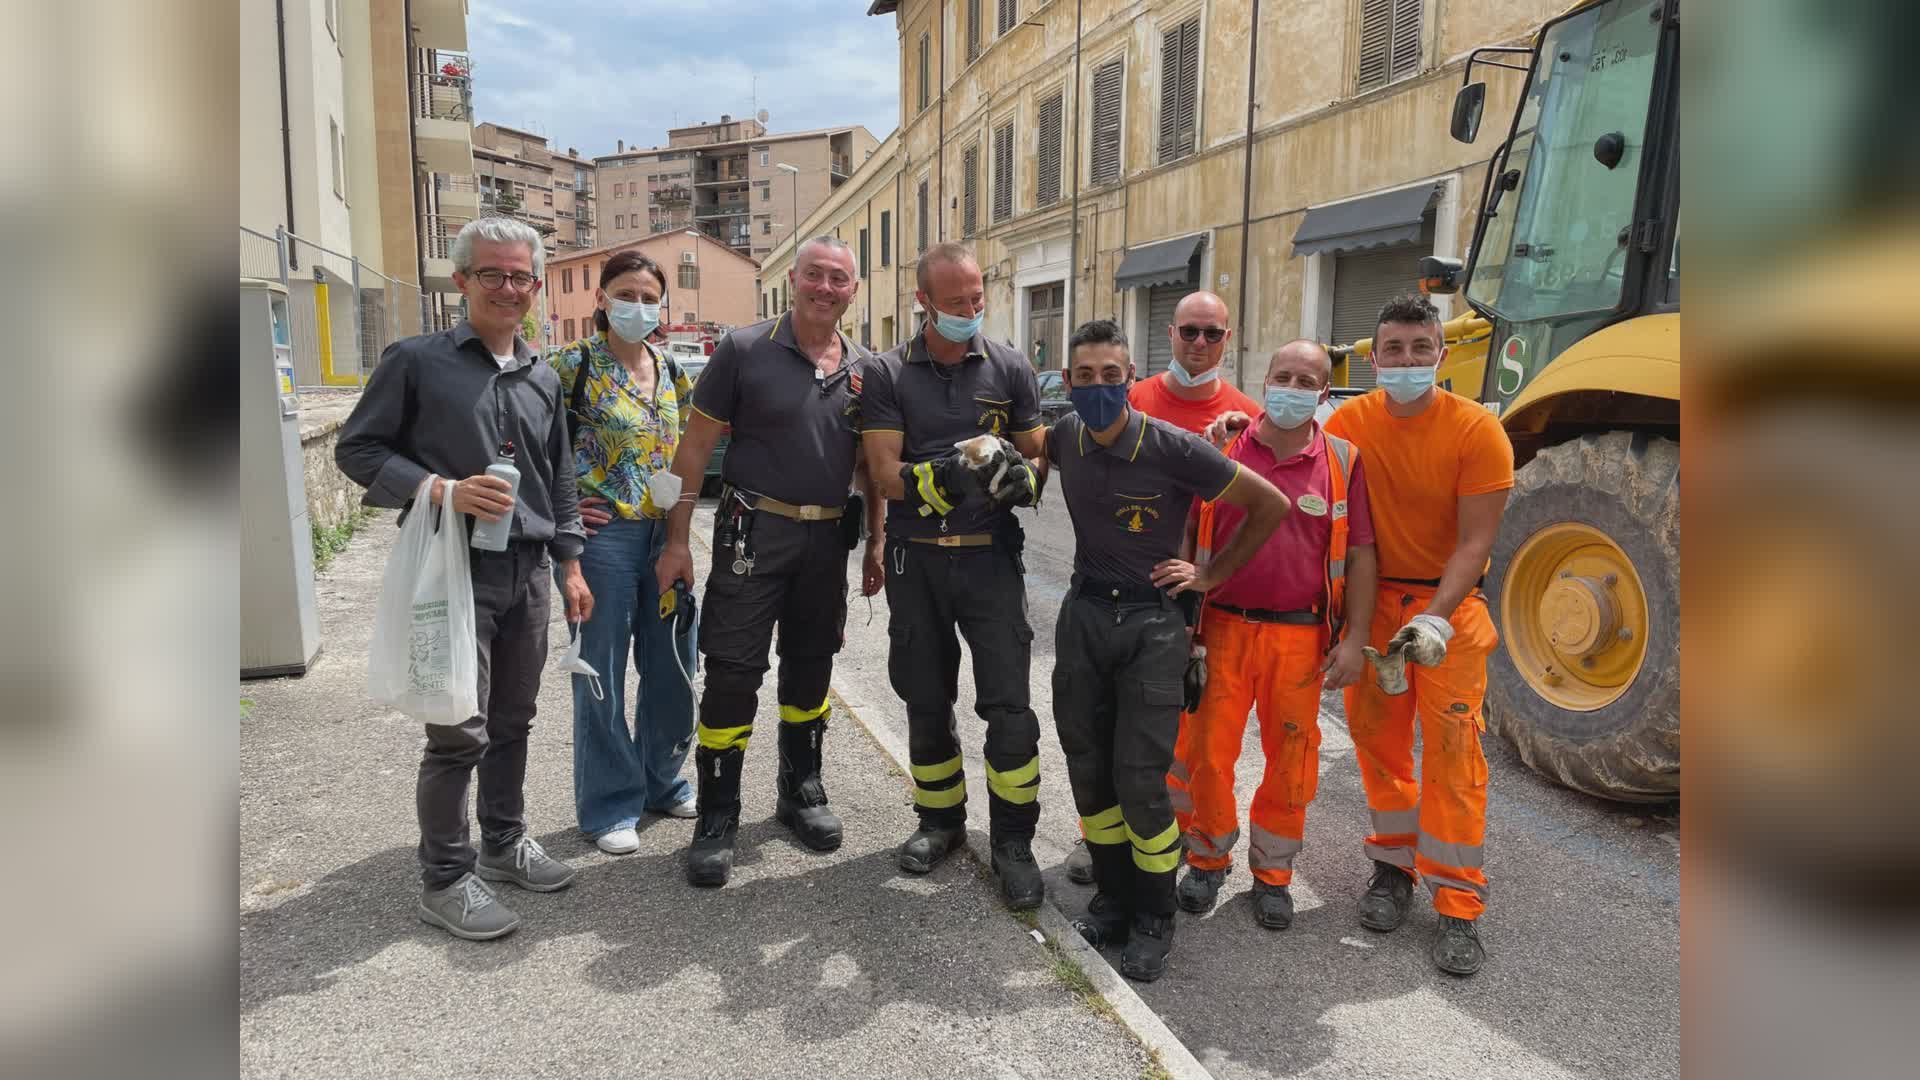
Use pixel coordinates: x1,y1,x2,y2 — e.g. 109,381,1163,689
240,0,474,383
546,230,761,343
756,130,904,352
594,116,881,264
864,0,1565,390
549,147,598,252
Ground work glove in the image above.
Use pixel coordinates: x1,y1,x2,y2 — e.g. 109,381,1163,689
985,438,1041,510
1182,643,1209,713
901,453,972,518
1361,614,1454,696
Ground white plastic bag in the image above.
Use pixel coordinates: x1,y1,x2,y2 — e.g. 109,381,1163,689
368,475,479,725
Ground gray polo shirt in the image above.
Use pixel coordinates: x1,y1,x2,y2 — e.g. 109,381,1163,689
336,321,585,561
1045,408,1241,584
690,313,866,508
862,331,1043,539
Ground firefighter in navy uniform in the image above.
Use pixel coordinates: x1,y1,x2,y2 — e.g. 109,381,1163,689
1045,319,1291,982
655,237,885,887
860,244,1048,909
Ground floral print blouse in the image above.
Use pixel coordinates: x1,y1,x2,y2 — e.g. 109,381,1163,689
550,332,696,519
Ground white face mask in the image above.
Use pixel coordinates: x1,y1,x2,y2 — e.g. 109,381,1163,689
558,623,604,700
647,469,684,512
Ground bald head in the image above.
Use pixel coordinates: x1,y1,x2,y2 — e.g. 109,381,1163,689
1167,291,1234,381
1173,291,1230,328
1266,339,1334,391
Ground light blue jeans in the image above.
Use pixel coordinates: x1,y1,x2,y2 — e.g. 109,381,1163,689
563,516,696,836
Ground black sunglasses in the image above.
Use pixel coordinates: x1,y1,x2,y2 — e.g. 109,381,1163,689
1176,325,1227,343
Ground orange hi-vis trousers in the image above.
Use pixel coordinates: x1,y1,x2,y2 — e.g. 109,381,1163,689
1345,582,1497,920
1169,616,1325,887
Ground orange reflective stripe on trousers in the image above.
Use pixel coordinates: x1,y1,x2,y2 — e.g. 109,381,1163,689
1343,582,1496,919
1171,616,1324,886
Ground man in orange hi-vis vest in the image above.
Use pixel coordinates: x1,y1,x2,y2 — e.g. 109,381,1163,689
1169,341,1377,933
1323,295,1514,977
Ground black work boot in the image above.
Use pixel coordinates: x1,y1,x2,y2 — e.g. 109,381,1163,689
1120,912,1175,982
1358,859,1416,932
990,836,1045,911
1065,838,1095,884
775,717,843,852
686,747,743,887
1252,880,1295,930
1176,865,1228,914
897,821,967,873
1070,892,1131,948
1432,915,1486,976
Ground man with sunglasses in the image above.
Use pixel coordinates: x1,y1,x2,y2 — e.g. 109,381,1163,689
338,216,592,940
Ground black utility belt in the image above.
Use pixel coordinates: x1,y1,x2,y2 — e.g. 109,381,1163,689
1207,601,1320,625
1074,576,1167,606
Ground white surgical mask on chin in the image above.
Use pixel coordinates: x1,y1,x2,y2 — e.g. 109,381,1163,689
558,624,604,701
1168,356,1219,387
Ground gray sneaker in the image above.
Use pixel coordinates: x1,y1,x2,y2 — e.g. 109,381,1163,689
476,835,577,893
418,873,520,941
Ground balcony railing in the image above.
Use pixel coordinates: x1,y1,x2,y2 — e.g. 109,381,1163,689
422,213,471,260
416,52,473,123
695,205,749,220
436,174,478,194
651,183,692,204
831,154,851,179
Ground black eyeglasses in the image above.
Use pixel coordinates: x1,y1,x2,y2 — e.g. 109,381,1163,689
1176,325,1227,343
471,269,539,292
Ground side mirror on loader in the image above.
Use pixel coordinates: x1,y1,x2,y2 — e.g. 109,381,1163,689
1451,82,1487,144
1419,256,1464,296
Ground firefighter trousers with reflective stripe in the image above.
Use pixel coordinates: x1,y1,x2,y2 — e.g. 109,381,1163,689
883,539,1041,839
1173,617,1323,886
1052,587,1188,917
695,513,850,758
1344,583,1496,919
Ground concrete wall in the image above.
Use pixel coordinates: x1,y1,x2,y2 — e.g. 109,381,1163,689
877,0,1561,393
240,0,289,236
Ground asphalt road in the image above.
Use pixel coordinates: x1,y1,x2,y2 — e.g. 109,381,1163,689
239,513,1150,1080
819,496,1681,1080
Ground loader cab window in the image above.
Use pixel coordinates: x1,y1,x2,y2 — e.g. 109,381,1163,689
1467,0,1664,324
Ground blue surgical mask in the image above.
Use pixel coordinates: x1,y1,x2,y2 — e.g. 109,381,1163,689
1168,357,1220,388
932,305,984,344
606,296,662,343
1377,364,1437,403
1069,383,1130,430
1263,386,1322,430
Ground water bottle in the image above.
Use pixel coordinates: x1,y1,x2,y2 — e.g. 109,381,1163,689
468,441,521,552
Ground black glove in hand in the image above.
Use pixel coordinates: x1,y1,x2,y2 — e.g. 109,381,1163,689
902,454,972,518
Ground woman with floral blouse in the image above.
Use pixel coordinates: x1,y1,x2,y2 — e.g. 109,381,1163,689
550,251,700,854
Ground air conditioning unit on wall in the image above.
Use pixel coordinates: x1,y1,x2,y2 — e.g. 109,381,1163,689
681,251,697,264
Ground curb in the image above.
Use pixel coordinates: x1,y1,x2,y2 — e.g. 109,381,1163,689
832,688,1216,1080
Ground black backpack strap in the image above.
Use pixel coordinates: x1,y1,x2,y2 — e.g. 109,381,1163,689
568,341,592,425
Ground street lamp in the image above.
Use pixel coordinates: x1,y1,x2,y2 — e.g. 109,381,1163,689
683,229,702,324
775,163,800,251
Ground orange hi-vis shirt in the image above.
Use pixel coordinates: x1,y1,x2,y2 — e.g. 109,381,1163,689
1129,373,1261,435
1323,388,1514,581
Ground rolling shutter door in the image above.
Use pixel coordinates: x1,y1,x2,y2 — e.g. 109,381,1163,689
1143,284,1194,376
1330,245,1424,388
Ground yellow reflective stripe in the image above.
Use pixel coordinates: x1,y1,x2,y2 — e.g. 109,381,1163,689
779,699,830,724
1081,805,1127,845
696,723,753,751
985,757,1039,787
1127,820,1181,856
988,779,1039,804
913,461,953,515
914,779,968,808
1133,845,1184,874
910,755,964,783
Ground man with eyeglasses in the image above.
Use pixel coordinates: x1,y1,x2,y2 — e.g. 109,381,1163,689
338,216,593,940
654,236,886,888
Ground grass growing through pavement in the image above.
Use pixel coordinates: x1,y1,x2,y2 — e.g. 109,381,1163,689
311,508,377,572
1140,1050,1175,1080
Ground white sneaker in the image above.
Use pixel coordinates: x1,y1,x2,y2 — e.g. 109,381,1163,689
661,796,698,819
595,827,641,855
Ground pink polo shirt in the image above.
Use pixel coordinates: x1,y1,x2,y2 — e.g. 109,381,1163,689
1204,423,1375,613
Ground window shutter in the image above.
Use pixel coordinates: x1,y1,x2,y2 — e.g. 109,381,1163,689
1037,93,1064,207
967,0,981,62
962,143,980,237
880,210,892,267
1090,59,1124,186
917,180,929,253
992,121,1014,223
1158,18,1199,162
918,34,931,110
1390,0,1423,82
998,0,1016,36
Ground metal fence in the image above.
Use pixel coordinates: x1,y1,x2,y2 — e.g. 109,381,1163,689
241,225,433,388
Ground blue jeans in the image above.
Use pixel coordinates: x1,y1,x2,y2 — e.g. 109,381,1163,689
563,516,696,835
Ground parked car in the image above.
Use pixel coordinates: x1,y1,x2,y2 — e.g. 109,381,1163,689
1317,385,1367,425
674,356,728,494
1036,369,1073,423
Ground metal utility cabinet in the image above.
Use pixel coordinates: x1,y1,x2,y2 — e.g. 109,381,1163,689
240,280,322,677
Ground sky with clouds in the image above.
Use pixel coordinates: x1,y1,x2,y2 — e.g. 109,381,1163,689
468,0,901,157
